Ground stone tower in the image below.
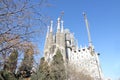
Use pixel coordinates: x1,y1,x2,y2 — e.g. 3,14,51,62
44,17,66,62
44,20,54,62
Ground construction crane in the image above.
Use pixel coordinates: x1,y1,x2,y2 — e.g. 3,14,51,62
83,12,95,56
83,12,102,79
83,12,92,47
60,11,64,20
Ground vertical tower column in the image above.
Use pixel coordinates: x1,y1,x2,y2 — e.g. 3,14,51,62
61,20,64,33
46,26,49,38
60,20,65,48
56,18,61,46
44,26,49,59
57,17,61,33
44,26,50,51
44,20,53,60
49,20,53,47
50,20,53,32
60,20,66,61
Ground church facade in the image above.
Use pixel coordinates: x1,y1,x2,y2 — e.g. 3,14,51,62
44,17,104,80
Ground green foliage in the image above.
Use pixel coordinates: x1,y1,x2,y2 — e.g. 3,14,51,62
9,50,18,63
50,49,66,80
9,50,18,72
0,70,17,80
3,50,18,73
31,57,51,80
52,49,64,64
31,49,66,80
19,49,33,72
39,59,50,80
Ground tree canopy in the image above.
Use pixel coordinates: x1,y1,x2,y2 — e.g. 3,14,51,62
0,0,48,79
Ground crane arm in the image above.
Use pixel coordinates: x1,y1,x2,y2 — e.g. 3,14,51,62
83,12,92,47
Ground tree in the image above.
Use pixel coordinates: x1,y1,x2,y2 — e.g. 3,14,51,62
31,49,66,80
0,0,49,79
0,0,48,67
0,70,17,80
67,64,94,80
19,44,34,78
0,42,38,80
31,57,51,80
0,50,18,80
3,50,18,73
39,57,51,80
50,49,66,80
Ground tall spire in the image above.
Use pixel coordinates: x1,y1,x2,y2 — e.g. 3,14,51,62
57,17,61,31
61,20,64,33
50,20,53,32
46,26,49,38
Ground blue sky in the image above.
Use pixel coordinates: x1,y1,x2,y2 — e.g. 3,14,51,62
39,0,120,79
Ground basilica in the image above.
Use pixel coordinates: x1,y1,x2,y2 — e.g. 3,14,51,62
44,15,104,80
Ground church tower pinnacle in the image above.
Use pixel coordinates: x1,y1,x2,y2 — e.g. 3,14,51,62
46,26,49,38
61,20,64,33
57,17,61,32
50,20,53,32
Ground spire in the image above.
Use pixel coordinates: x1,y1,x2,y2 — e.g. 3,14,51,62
57,17,61,31
50,20,53,32
61,20,64,33
46,26,49,38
